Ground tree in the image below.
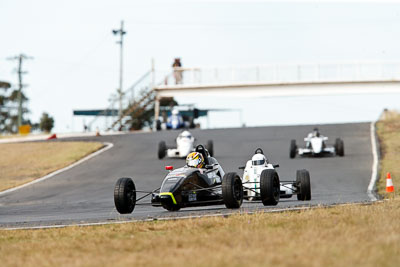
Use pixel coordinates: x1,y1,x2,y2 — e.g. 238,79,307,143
6,90,29,132
0,81,11,133
39,112,54,133
0,81,31,134
126,96,178,131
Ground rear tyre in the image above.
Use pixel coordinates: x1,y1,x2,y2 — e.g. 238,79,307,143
290,140,297,159
207,140,214,157
162,203,181,212
156,119,161,131
260,169,280,206
158,141,167,159
222,172,243,209
296,170,311,201
335,138,344,157
189,117,195,129
114,178,136,214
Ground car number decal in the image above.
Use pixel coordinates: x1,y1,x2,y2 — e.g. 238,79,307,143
188,192,197,202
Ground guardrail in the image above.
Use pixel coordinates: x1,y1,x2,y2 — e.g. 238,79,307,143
156,62,400,87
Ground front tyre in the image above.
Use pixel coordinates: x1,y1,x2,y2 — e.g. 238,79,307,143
189,117,195,129
114,178,136,214
296,170,311,201
162,203,181,212
260,169,280,206
335,138,344,157
290,140,297,159
156,119,162,131
207,140,214,157
222,172,243,209
158,141,167,159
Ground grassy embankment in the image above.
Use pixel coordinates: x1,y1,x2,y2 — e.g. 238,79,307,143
0,142,103,192
376,110,400,197
0,201,399,266
1,113,400,266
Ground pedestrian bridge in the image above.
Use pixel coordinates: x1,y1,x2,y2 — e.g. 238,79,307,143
95,61,400,131
154,61,400,98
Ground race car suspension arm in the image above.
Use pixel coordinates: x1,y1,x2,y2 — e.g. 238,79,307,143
241,181,260,193
134,188,161,203
243,187,260,194
185,182,222,197
242,181,260,184
279,182,297,192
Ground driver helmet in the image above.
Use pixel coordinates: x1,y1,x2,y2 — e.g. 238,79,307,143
313,127,320,137
186,152,204,168
171,109,179,115
180,130,192,139
251,153,267,166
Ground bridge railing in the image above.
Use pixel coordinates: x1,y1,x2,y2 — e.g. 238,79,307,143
156,62,400,87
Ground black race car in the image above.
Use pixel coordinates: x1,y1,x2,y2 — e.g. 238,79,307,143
113,145,280,214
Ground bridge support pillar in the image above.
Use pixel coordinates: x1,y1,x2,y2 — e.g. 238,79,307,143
154,94,160,131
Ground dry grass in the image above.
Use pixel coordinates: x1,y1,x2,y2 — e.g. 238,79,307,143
0,135,26,139
1,200,400,267
0,133,46,139
0,142,103,191
376,110,400,197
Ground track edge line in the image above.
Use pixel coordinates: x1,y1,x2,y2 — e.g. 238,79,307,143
367,121,380,201
2,201,382,231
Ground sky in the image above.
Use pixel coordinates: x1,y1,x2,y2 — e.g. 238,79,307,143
1,0,400,132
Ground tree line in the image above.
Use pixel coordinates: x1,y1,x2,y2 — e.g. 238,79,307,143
0,82,54,134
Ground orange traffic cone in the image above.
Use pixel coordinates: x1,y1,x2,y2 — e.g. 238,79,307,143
47,133,57,140
96,129,101,136
386,172,394,193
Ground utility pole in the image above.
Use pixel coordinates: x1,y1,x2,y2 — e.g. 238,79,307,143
112,21,127,119
7,54,33,128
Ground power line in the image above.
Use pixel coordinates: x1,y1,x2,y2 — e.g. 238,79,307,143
112,20,127,121
6,54,33,127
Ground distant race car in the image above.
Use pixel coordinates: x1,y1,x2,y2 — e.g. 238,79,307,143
166,109,185,129
158,130,214,159
163,109,195,130
156,108,197,131
290,128,344,158
114,145,243,213
240,148,311,205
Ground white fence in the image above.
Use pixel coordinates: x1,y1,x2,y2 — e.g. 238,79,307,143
157,62,400,87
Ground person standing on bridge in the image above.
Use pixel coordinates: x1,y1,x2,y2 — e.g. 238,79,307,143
172,58,183,84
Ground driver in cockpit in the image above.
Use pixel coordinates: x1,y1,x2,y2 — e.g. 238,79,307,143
186,151,224,184
186,152,205,168
306,128,320,147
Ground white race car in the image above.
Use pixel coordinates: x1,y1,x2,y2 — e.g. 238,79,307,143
240,148,311,205
290,128,344,158
158,130,214,159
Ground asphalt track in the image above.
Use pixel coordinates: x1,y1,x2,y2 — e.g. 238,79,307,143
0,123,373,228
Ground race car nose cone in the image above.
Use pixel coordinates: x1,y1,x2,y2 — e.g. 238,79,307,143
165,166,174,171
